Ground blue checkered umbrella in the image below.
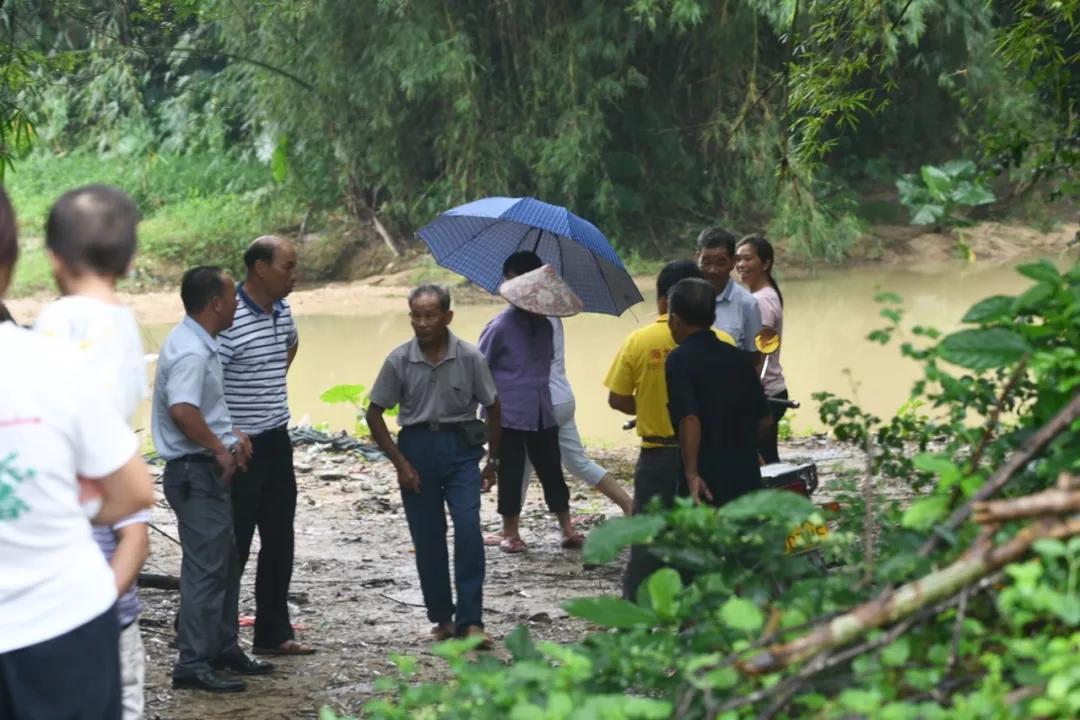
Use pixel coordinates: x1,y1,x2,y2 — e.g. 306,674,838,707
416,196,644,316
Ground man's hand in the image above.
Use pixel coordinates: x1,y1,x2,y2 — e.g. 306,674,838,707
481,461,497,492
233,429,254,470
686,473,713,504
214,446,239,483
396,460,421,493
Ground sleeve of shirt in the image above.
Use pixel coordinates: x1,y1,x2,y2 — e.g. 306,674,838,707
368,356,402,410
287,315,299,348
165,353,207,408
603,335,637,395
113,509,152,531
476,320,495,361
71,373,139,480
742,298,763,352
757,291,782,330
471,353,498,407
665,349,698,426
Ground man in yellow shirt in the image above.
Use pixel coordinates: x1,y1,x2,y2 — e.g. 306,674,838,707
605,260,734,600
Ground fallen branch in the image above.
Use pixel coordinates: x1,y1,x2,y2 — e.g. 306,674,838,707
138,572,180,590
973,483,1080,525
740,514,1080,675
919,392,1080,556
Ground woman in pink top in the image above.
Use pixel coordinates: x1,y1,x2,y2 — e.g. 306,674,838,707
736,235,788,463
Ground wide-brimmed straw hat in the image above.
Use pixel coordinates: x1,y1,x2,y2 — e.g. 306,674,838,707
498,264,584,317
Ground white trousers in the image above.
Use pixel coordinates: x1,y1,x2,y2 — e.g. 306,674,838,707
119,619,146,720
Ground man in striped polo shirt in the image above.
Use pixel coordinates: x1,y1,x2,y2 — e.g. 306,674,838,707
219,236,314,656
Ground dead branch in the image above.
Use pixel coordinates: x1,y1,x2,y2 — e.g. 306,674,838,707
740,514,1080,675
919,392,1080,557
973,484,1080,524
138,572,179,590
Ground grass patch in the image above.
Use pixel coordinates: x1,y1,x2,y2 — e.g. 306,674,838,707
5,151,304,295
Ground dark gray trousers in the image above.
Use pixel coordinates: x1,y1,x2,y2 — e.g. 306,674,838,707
163,459,241,678
622,446,681,602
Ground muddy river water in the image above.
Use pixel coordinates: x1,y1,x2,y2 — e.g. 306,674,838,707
135,258,1062,446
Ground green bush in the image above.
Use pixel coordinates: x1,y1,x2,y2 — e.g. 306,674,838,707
895,160,996,227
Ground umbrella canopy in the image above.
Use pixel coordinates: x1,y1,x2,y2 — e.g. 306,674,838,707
417,196,643,316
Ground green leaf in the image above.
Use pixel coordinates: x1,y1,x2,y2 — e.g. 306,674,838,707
881,636,911,667
950,183,994,206
271,134,289,183
911,204,945,225
962,295,1015,323
920,165,951,198
1017,259,1061,284
646,568,682,621
505,624,540,661
320,384,366,404
940,159,976,178
563,597,657,629
938,328,1030,371
719,597,763,633
582,515,666,564
719,489,815,524
902,495,948,530
1014,281,1055,310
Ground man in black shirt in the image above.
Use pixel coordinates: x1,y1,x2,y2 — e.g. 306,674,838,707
665,278,769,505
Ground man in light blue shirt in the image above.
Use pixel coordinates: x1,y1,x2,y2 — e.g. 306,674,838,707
153,266,267,694
696,226,762,353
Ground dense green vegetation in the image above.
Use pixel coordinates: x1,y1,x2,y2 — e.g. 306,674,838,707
0,1,1075,294
327,259,1080,719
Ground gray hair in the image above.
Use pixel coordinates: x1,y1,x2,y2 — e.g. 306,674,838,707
409,284,451,312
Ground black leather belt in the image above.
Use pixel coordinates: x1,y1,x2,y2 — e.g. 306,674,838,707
405,421,463,433
172,453,215,463
641,436,678,447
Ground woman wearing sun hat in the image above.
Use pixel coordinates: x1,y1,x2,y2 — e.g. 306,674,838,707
477,264,585,553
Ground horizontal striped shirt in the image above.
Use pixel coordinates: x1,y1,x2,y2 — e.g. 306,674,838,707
219,285,298,435
93,510,152,627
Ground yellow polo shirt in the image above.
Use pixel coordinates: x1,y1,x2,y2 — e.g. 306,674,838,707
604,315,734,448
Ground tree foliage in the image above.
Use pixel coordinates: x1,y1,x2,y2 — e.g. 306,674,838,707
0,1,1074,260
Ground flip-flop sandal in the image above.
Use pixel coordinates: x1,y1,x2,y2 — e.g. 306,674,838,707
499,537,528,554
483,532,504,547
561,533,586,549
252,640,316,656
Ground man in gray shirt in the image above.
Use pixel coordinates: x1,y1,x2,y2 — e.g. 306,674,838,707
366,285,501,647
153,266,267,693
696,226,762,354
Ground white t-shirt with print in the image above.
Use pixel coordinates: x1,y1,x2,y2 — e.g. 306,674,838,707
34,295,148,423
0,322,139,653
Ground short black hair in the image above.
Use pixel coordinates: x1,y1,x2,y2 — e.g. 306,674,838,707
409,284,451,312
502,250,543,278
668,278,716,328
45,185,139,277
180,266,228,314
0,187,16,272
656,259,703,298
696,226,736,256
243,236,278,269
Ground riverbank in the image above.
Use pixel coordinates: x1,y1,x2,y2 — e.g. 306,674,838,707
5,218,1076,326
139,434,866,720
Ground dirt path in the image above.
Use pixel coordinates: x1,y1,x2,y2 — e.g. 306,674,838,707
137,436,862,720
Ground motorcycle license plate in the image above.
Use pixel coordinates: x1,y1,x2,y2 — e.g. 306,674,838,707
785,520,829,553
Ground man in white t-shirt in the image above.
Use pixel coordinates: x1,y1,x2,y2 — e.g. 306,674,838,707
0,187,155,719
33,185,153,720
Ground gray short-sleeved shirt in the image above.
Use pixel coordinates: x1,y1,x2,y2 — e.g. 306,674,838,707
369,331,497,427
151,316,237,460
713,278,763,352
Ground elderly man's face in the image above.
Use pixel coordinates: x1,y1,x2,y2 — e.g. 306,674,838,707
697,246,733,292
258,241,298,300
409,293,452,344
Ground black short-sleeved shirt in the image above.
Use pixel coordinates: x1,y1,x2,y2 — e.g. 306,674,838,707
665,329,767,505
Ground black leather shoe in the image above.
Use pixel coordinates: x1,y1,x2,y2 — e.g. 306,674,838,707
214,649,275,675
172,670,247,693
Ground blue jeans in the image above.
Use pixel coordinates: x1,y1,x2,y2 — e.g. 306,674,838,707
398,426,486,632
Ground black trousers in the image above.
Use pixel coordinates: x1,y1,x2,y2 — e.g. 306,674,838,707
231,425,297,649
760,389,789,464
622,446,681,602
0,607,120,719
497,426,570,516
